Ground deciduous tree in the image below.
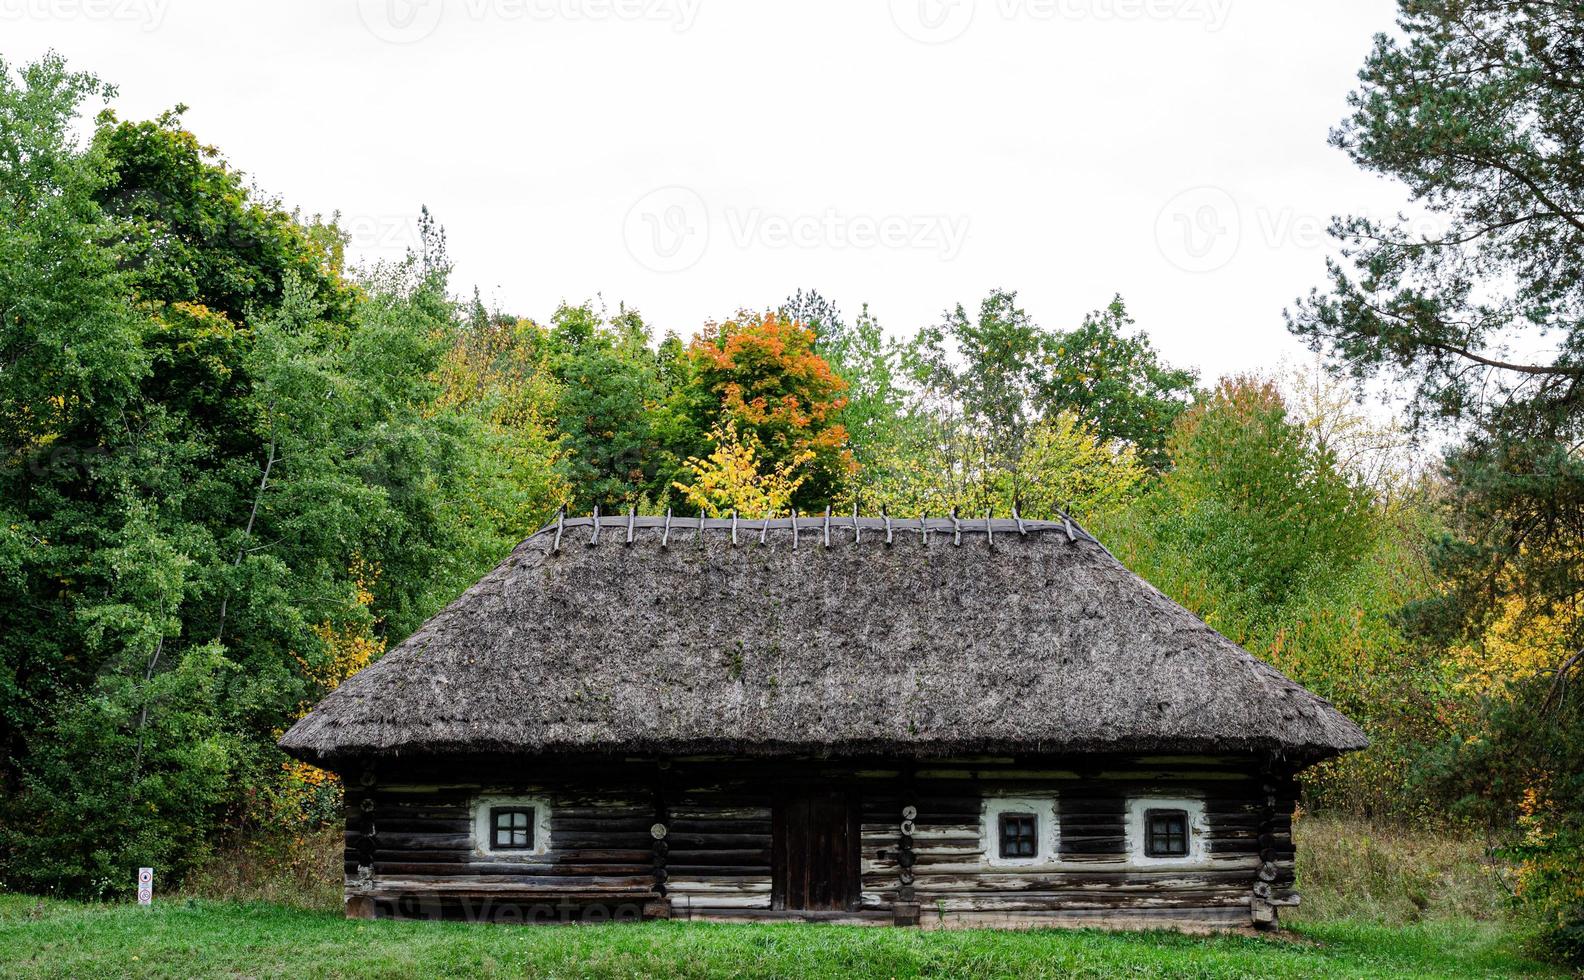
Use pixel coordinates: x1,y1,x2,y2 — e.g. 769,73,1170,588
686,311,853,509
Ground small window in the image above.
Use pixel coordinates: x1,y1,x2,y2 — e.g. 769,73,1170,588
1145,808,1188,857
474,796,550,856
983,797,1056,866
998,812,1038,859
491,806,535,850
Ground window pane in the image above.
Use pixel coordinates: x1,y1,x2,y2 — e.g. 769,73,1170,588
1145,809,1189,857
999,813,1038,859
490,807,535,849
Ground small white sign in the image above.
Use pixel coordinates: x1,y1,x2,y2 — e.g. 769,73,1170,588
137,867,153,905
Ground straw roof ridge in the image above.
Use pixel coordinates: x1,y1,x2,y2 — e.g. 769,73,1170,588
279,513,1368,767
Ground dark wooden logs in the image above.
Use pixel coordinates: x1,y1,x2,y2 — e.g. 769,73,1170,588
340,753,1303,929
651,762,671,916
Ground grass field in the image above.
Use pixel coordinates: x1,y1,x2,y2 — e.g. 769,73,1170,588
1,818,1557,978
0,894,1563,979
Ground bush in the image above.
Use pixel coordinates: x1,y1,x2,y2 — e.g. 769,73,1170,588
1422,675,1584,967
0,645,238,898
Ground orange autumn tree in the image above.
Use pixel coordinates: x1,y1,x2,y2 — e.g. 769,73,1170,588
686,311,855,509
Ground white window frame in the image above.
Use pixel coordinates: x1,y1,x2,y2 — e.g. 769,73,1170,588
981,796,1059,867
473,795,552,858
1126,796,1208,867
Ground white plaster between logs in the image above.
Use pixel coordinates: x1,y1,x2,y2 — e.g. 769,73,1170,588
1126,796,1209,867
472,795,553,858
981,796,1060,868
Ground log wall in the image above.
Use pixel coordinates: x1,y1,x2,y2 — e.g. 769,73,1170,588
341,753,1300,928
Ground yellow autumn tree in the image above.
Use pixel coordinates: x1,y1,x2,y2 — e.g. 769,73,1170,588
672,420,814,517
1014,412,1147,519
1450,542,1581,693
1451,590,1578,693
299,556,386,697
269,557,387,833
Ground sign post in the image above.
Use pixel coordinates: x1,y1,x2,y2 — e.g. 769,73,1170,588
136,867,153,906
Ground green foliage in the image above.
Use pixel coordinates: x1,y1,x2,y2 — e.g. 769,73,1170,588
780,293,925,511
1042,296,1196,471
1287,0,1584,671
819,307,915,489
1289,4,1584,959
1286,0,1583,434
1140,377,1377,615
907,289,1195,510
0,54,144,775
0,54,539,896
92,107,353,323
9,644,236,898
1422,676,1584,966
1402,438,1584,661
909,289,1051,491
782,288,845,353
856,409,1147,522
433,308,567,569
1091,378,1448,821
543,301,693,512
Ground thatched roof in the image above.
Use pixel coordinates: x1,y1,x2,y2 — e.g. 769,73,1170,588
280,515,1366,768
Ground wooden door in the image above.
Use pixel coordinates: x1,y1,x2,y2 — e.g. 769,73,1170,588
773,789,859,911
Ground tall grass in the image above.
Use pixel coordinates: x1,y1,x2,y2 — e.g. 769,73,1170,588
178,827,342,911
1292,815,1511,924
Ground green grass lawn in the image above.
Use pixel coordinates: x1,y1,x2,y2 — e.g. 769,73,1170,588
0,894,1563,979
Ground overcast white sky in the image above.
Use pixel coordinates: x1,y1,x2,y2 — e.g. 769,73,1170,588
7,0,1408,382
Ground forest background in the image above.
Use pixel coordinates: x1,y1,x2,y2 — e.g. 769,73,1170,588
2,2,1580,962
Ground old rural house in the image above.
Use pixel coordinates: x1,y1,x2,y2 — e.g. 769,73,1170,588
280,513,1366,930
